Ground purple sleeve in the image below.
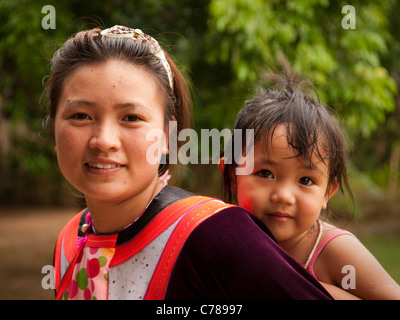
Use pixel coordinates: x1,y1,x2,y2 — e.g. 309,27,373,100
165,207,332,300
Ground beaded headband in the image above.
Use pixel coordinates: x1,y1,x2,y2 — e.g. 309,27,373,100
100,25,174,91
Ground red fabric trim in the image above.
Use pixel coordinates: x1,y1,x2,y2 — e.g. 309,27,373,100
109,196,213,267
144,200,234,300
54,210,84,296
86,234,118,248
56,245,85,300
63,210,85,262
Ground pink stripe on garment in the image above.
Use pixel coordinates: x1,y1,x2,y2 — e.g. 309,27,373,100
306,230,354,279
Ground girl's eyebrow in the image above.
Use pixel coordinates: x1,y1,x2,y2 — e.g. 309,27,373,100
256,156,325,174
254,158,276,166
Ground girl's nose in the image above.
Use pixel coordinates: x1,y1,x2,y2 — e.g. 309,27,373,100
270,182,295,205
88,122,121,152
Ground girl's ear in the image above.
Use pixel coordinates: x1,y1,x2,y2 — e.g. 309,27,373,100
322,178,339,210
218,157,224,175
218,157,237,194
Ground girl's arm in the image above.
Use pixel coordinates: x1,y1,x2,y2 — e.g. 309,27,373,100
320,281,360,300
318,234,400,300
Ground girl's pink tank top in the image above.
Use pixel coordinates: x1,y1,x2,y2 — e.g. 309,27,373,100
305,229,354,279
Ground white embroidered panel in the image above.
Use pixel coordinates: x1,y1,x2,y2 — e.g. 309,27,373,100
108,220,180,300
59,237,70,281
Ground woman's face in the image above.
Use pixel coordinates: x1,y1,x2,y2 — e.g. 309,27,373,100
54,59,168,205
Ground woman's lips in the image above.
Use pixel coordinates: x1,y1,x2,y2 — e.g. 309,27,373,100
84,159,125,173
86,163,120,169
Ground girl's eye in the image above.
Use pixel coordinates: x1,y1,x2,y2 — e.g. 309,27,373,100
71,113,90,120
255,169,273,179
123,115,141,122
299,177,314,186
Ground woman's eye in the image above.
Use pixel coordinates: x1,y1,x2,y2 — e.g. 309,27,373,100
255,169,273,179
299,177,314,186
123,115,141,122
71,113,90,120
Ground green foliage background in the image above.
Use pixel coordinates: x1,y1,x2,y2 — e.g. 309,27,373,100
0,0,399,220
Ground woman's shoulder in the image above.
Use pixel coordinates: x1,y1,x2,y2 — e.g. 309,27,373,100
166,206,331,299
191,205,277,245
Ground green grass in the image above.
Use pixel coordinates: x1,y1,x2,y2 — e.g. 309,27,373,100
358,234,400,285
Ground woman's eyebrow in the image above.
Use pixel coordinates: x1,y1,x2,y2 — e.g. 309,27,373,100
64,100,150,111
114,102,150,111
65,100,97,107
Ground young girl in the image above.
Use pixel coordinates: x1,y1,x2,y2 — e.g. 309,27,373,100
46,25,332,300
219,60,400,300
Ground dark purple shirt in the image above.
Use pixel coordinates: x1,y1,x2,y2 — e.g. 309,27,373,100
165,206,332,300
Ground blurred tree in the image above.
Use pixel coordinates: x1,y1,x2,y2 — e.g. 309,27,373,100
205,0,397,136
0,0,73,204
203,0,400,210
355,0,400,197
0,0,399,210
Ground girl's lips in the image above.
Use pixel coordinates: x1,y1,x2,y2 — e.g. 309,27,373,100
267,212,293,222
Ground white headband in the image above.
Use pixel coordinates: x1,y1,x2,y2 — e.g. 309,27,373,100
100,25,174,91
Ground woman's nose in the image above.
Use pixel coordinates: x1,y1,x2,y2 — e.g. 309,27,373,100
88,122,121,152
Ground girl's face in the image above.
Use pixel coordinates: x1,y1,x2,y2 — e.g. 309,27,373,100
235,124,338,245
54,59,168,205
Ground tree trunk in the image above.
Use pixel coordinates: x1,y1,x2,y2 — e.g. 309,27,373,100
388,141,400,197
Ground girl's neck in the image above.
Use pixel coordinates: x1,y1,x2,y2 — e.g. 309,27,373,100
85,179,164,234
278,221,320,266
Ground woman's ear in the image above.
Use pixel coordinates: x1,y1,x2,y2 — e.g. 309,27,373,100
322,178,339,210
162,116,177,155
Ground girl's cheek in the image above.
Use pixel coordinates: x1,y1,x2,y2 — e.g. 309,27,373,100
237,192,252,212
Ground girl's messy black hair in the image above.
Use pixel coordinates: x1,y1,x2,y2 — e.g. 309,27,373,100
221,57,353,209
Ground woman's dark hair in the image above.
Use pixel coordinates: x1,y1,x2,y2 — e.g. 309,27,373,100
222,58,353,211
44,27,192,176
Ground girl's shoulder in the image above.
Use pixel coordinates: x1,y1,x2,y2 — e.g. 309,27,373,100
320,222,355,244
317,221,359,258
312,222,359,282
316,221,400,299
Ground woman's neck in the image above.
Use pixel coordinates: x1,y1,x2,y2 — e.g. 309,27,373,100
85,180,164,234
